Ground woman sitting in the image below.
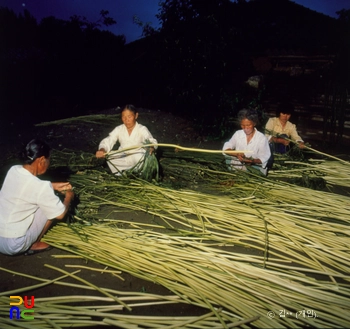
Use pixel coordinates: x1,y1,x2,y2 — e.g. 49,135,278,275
223,108,271,176
96,104,158,175
265,104,305,154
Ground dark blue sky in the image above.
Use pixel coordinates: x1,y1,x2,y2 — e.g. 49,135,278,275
0,0,161,43
1,0,349,43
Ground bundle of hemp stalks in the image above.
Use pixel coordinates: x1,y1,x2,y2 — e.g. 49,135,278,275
41,169,350,328
1,265,257,329
37,144,349,327
48,142,350,191
44,221,349,329
67,169,350,273
48,145,350,276
268,157,350,188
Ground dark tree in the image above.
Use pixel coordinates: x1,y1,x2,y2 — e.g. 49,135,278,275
0,6,125,121
152,0,248,128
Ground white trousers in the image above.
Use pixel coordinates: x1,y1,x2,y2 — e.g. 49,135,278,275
107,151,145,174
0,208,48,255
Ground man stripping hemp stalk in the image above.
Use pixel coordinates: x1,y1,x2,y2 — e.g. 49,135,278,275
96,104,158,177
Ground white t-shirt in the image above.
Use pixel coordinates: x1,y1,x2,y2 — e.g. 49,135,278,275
0,165,65,238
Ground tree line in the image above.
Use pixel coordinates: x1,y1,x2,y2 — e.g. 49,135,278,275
1,0,349,141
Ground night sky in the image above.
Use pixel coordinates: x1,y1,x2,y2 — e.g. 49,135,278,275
1,0,349,43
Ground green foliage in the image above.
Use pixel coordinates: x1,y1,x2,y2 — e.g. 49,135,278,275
140,151,160,182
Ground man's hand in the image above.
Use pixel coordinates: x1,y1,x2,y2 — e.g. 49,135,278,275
240,157,261,165
96,149,106,158
52,182,73,192
64,190,75,201
236,153,245,162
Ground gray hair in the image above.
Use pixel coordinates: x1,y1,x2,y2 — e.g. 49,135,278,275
237,108,259,125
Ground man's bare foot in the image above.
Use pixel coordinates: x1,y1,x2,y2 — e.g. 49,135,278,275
24,242,52,256
29,241,51,251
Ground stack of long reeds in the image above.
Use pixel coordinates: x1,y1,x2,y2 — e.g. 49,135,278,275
43,220,350,328
68,170,350,272
2,265,243,328
34,152,350,328
49,142,350,191
10,141,347,328
269,158,350,188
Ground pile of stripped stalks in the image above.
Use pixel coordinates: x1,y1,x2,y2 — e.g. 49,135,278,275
2,139,350,328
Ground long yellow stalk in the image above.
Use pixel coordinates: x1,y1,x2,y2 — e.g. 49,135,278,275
0,270,81,296
43,223,350,328
107,143,252,155
44,264,132,311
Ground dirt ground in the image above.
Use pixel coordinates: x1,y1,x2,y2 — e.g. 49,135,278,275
0,107,349,327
